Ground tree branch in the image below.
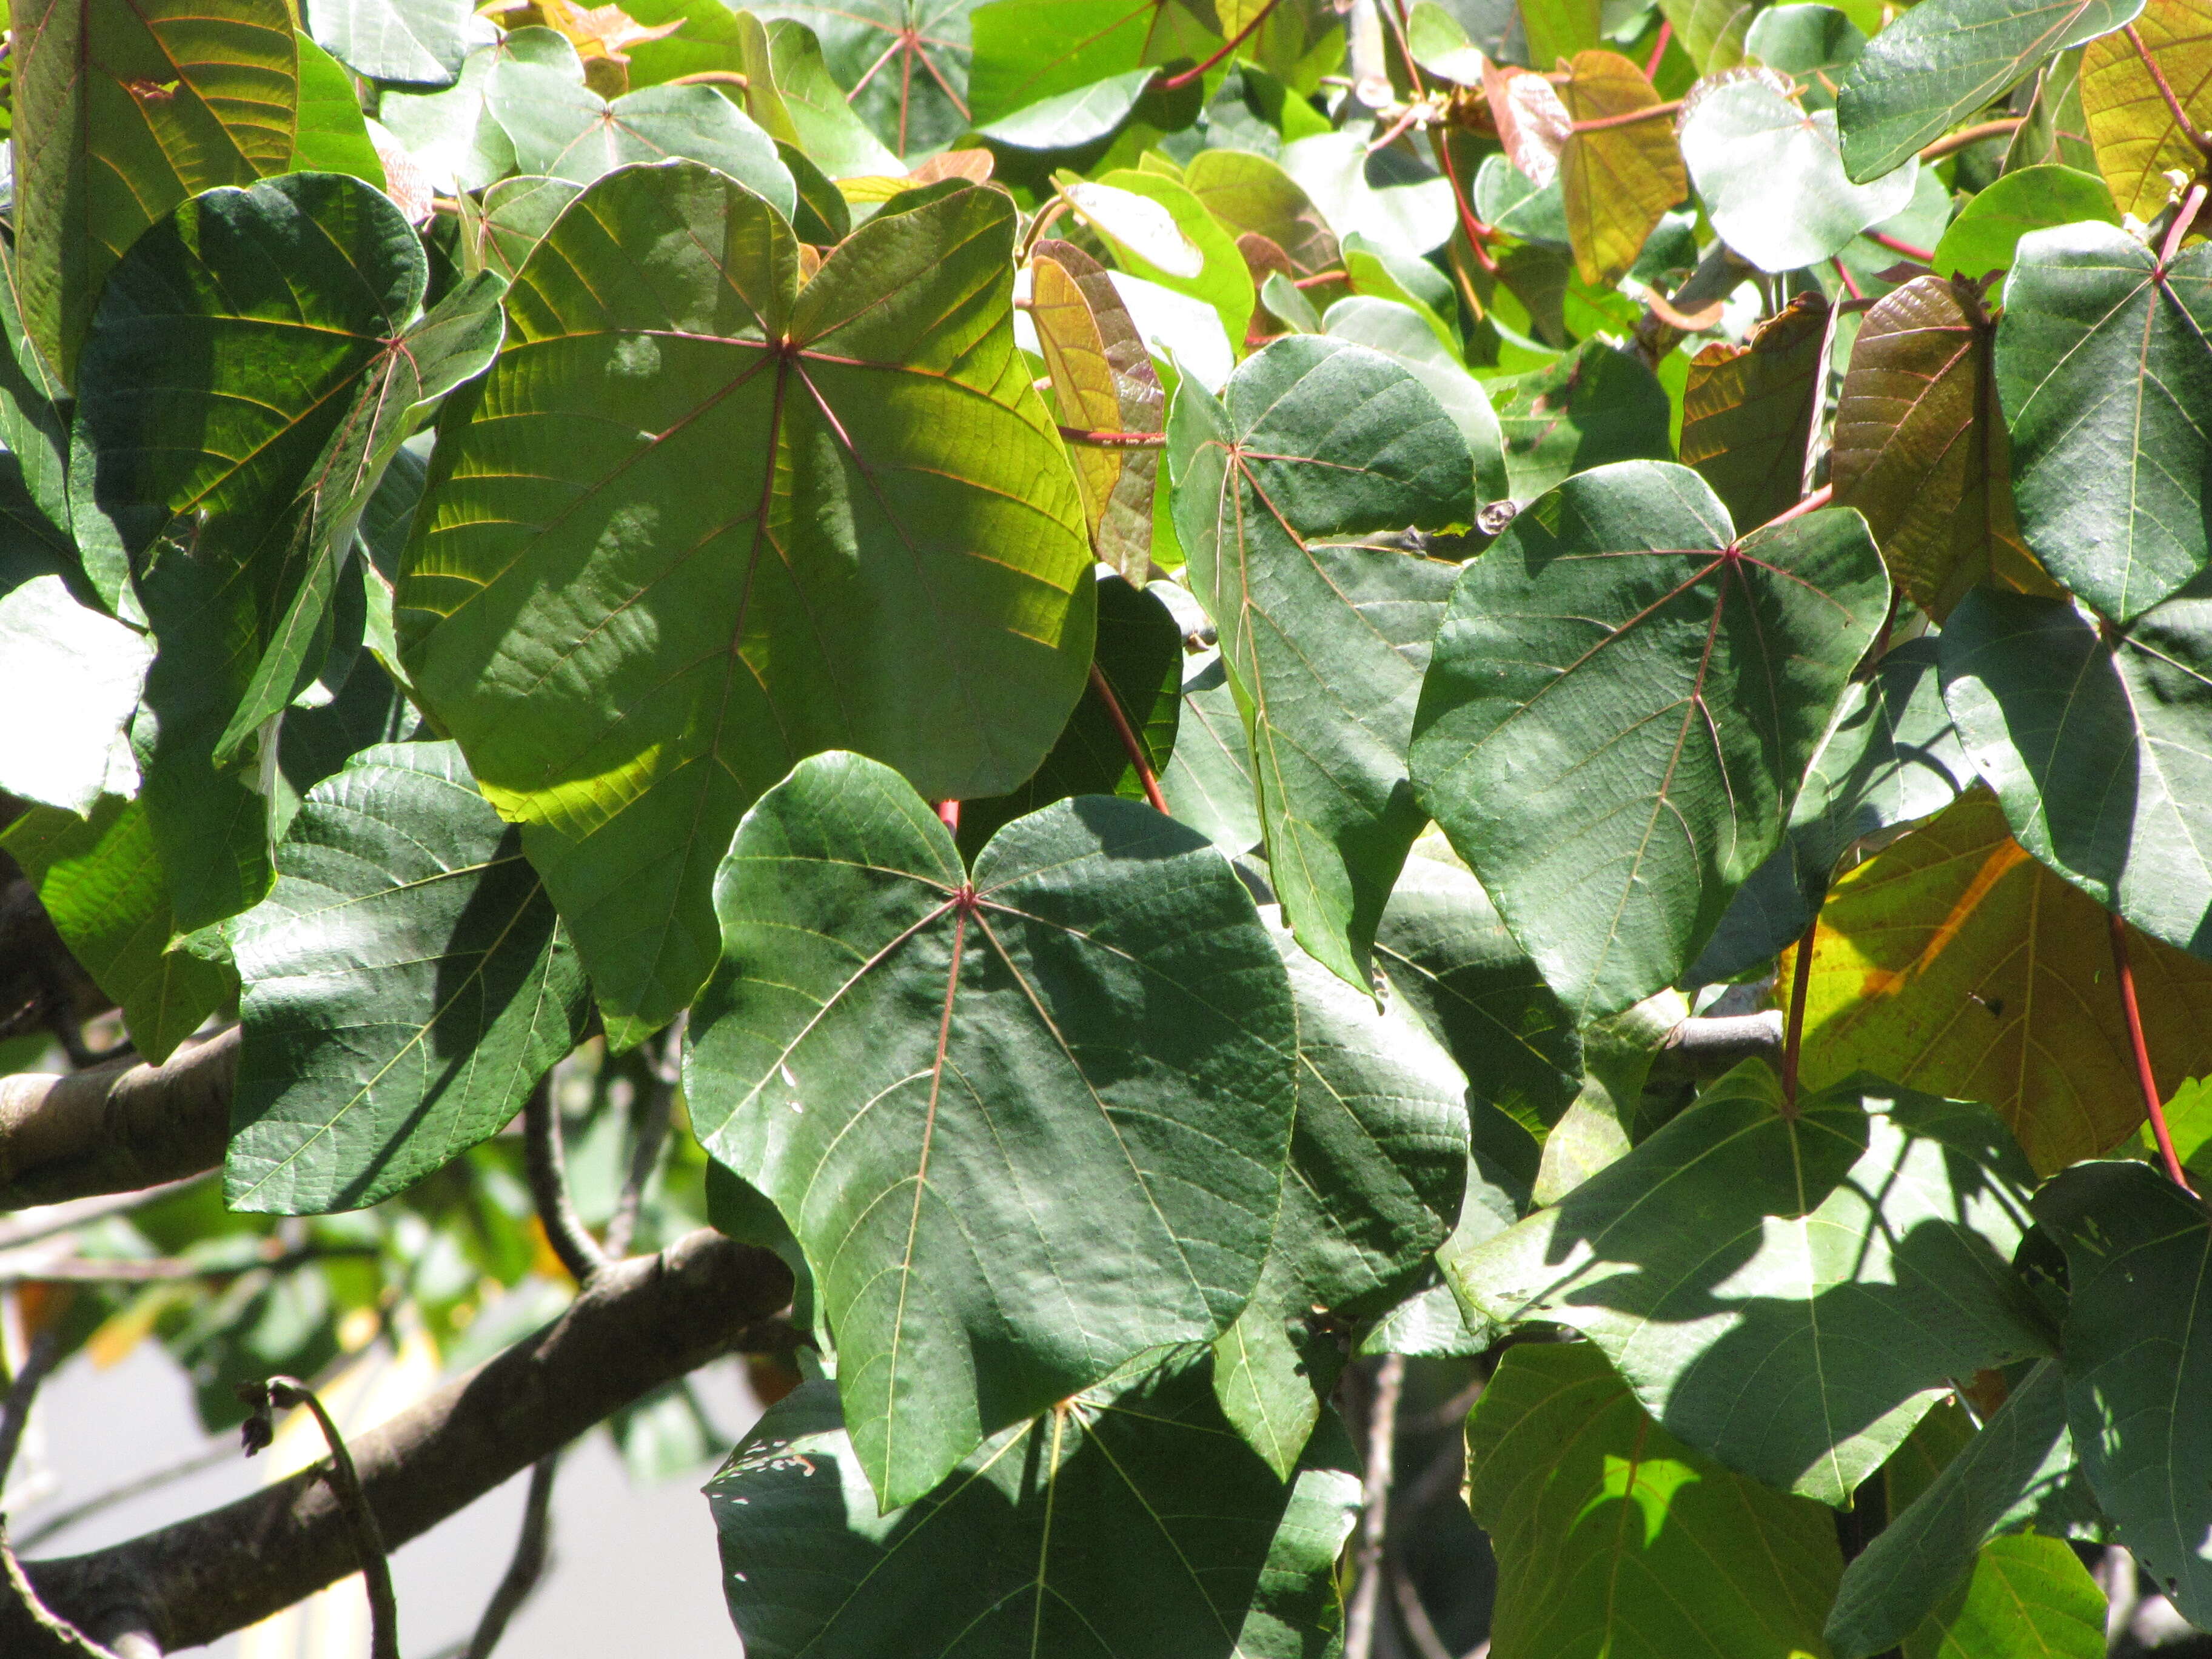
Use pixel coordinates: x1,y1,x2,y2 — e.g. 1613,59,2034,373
0,1029,237,1212
25,1228,794,1653
522,1079,606,1284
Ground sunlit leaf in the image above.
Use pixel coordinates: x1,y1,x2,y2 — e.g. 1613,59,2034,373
1930,164,2118,280
1677,289,1828,531
2079,0,2212,219
1559,49,1687,287
759,0,983,156
1486,338,1674,500
0,575,151,816
306,0,469,85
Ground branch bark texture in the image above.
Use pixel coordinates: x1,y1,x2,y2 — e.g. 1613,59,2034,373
0,1029,237,1210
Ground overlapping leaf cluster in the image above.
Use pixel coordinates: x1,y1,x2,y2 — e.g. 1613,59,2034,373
6,0,2212,1646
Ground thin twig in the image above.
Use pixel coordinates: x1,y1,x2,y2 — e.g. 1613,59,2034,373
1159,0,1282,89
2109,912,2196,1193
0,1175,215,1255
603,1024,682,1262
1863,229,1933,263
523,1080,606,1285
1390,1561,1453,1659
460,1454,558,1659
17,1442,236,1551
1781,920,1817,1113
1088,665,1170,815
1830,256,1865,301
1916,117,2024,163
257,1377,398,1659
666,70,748,88
1344,1353,1405,1659
2125,25,2212,156
0,1329,60,1492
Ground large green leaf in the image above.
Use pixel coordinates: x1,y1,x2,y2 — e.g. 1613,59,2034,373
399,164,1095,1026
1,797,237,1065
1411,460,1889,1021
1168,335,1472,990
306,0,468,85
1231,1418,1362,1659
1834,0,2144,180
682,752,1296,1507
1828,1361,2102,1659
72,172,449,934
1943,585,2212,958
1321,298,1509,505
1465,1340,1844,1658
1680,75,1920,272
11,0,298,383
1996,223,2212,623
1691,637,1972,984
967,0,1213,126
1930,164,2119,282
378,28,583,193
290,34,390,187
2034,1159,2212,1628
735,13,907,181
708,1351,1323,1658
0,575,152,816
759,0,982,156
1449,1067,2050,1503
225,742,591,1214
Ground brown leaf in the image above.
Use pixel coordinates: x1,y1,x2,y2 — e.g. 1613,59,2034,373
1677,290,1828,529
1030,239,1164,583
908,149,996,186
1830,275,2056,620
1559,50,1687,287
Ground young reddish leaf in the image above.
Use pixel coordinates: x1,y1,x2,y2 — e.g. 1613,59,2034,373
1678,289,1829,531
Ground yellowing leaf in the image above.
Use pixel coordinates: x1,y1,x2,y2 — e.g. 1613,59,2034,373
1793,789,2212,1173
2080,0,2212,220
1560,49,1687,286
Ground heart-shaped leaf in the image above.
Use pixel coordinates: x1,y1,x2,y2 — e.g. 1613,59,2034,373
2034,1160,2212,1628
1168,333,1473,989
683,751,1296,1506
399,164,1096,1026
226,742,590,1214
379,28,583,193
1834,0,2144,180
1943,584,2212,958
1931,164,2119,281
1411,460,1888,1021
12,0,298,382
762,0,983,156
1996,223,2212,623
487,67,796,204
306,0,469,85
1560,50,1687,287
1467,1340,1844,1658
1450,1067,2051,1503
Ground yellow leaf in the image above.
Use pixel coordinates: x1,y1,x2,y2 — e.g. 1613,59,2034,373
2080,0,2212,221
1560,50,1688,287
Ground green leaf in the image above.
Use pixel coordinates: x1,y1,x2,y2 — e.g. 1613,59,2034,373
0,241,76,568
1232,1418,1362,1658
1473,152,1572,244
12,0,298,383
1831,273,2048,623
1679,75,1920,272
225,742,590,1214
1322,297,1509,504
1449,1068,2050,1503
1466,1340,1843,1657
1690,636,1973,984
1374,853,1582,1142
306,0,466,85
1995,223,2212,623
1069,170,1257,361
399,164,1095,1025
1931,164,2117,281
1660,0,1754,72
1406,1,1487,82
1185,147,1343,282
1411,460,1888,1021
0,575,152,816
1834,0,2143,181
1524,0,1603,70
1794,789,2212,1173
1828,1360,2102,1659
1903,1535,2107,1659
1942,585,2212,958
1677,290,1829,532
378,29,583,193
1278,127,1456,263
486,70,796,206
1159,649,1265,854
1487,338,1674,501
953,570,1181,854
967,0,1209,127
973,65,1160,149
1168,334,1473,988
455,174,584,281
1,797,237,1065
1213,1295,1338,1481
683,752,1296,1506
735,13,905,180
759,0,982,156
73,172,440,933
708,1351,1321,1658
290,35,389,188
1745,4,1866,109
2034,1160,2212,1627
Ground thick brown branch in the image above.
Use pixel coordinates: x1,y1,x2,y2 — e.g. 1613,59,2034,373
0,1028,238,1211
27,1228,794,1653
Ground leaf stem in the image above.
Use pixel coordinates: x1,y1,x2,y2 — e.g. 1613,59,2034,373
1057,426,1167,448
1088,664,1170,814
666,70,749,89
1642,18,1672,80
2108,911,2196,1193
1915,116,2024,163
1863,229,1933,263
2160,179,2208,267
937,799,961,832
1159,0,1282,90
2125,25,2212,156
1760,483,1834,530
263,1376,400,1659
1829,256,1865,301
1781,920,1815,1113
1568,98,1682,132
